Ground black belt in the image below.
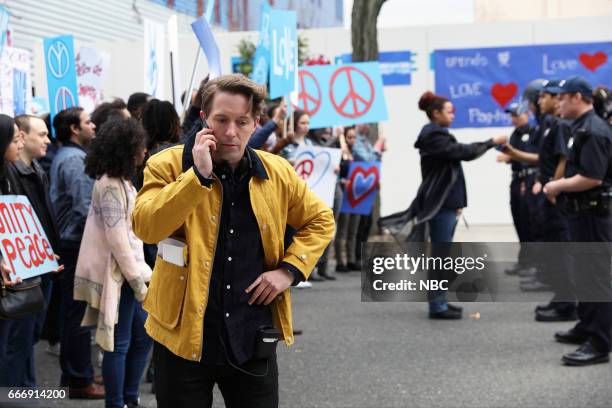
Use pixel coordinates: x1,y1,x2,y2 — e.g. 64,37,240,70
566,191,612,213
513,168,538,179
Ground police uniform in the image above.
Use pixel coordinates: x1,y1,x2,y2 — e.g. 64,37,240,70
505,105,534,274
554,77,612,366
534,80,577,321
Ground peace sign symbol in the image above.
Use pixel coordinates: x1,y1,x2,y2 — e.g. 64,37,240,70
54,87,76,111
295,70,321,116
294,159,314,180
329,66,375,119
47,40,70,79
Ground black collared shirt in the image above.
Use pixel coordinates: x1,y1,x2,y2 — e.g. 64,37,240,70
508,124,533,173
538,115,571,184
565,110,612,187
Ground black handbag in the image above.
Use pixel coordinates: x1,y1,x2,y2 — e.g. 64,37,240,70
0,276,45,320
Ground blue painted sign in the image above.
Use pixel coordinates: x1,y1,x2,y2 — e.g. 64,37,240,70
44,35,79,133
340,161,381,215
268,8,297,98
434,42,612,128
0,5,9,59
191,15,222,79
0,195,59,280
251,1,272,85
337,51,416,86
295,62,388,129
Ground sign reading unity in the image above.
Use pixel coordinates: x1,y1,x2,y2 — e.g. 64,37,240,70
293,145,342,208
295,62,388,129
0,47,32,116
0,196,59,280
340,161,381,215
44,35,79,131
433,41,612,128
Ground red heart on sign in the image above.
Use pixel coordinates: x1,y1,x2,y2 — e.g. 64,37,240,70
579,52,608,72
490,83,518,108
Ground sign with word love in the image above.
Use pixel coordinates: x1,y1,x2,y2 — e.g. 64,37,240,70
434,41,612,128
341,161,381,215
293,145,342,208
76,47,110,113
0,196,59,280
268,8,297,98
44,35,79,132
295,62,388,129
0,47,32,116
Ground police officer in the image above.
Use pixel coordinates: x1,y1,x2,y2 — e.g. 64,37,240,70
526,80,576,322
544,76,612,366
497,102,533,276
503,80,549,291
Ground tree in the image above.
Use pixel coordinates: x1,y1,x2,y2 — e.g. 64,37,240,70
351,0,387,62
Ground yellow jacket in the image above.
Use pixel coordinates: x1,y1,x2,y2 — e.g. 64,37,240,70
132,142,335,362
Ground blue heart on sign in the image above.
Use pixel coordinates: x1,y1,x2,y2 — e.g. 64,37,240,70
294,150,332,188
352,172,376,201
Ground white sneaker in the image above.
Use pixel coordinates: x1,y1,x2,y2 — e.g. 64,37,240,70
295,281,312,289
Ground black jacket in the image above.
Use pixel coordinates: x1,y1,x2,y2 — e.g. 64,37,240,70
6,160,61,252
379,123,494,240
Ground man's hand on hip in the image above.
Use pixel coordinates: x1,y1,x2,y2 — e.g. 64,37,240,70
246,267,294,306
193,127,217,178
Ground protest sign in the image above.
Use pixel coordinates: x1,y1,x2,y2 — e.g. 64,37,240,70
0,47,32,116
0,196,59,280
144,19,166,98
293,145,342,208
268,8,297,98
295,62,388,129
44,35,79,128
340,161,381,215
76,47,109,113
433,42,612,128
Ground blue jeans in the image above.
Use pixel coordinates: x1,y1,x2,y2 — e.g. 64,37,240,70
0,275,53,387
102,282,153,408
428,208,458,313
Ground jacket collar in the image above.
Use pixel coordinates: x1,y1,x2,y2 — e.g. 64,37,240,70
13,159,42,176
182,135,268,180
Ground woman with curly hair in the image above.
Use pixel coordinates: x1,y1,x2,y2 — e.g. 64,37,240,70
75,117,152,408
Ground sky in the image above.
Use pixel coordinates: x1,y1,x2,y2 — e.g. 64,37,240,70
343,0,475,28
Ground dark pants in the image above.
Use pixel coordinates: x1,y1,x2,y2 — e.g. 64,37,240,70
0,275,53,387
59,247,95,388
540,199,575,310
153,341,278,408
41,273,63,345
427,208,458,313
355,214,373,263
510,177,530,266
103,282,153,408
524,175,545,279
567,210,612,353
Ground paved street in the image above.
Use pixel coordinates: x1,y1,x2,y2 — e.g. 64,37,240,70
29,226,612,408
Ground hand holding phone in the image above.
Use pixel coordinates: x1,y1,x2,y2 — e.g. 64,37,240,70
192,119,217,178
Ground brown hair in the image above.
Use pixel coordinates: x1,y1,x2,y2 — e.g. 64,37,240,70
200,74,266,119
418,91,449,120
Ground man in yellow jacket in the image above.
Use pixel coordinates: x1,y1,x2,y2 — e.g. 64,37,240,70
132,74,335,408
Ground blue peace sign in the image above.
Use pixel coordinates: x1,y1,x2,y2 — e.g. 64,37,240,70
47,40,71,79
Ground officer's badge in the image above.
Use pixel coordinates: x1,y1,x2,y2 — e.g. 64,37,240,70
543,128,551,138
567,137,574,148
521,133,530,142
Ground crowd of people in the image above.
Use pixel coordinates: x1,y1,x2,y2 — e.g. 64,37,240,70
0,74,384,407
0,71,611,407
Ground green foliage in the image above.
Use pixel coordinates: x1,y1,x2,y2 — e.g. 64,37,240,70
234,34,310,76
